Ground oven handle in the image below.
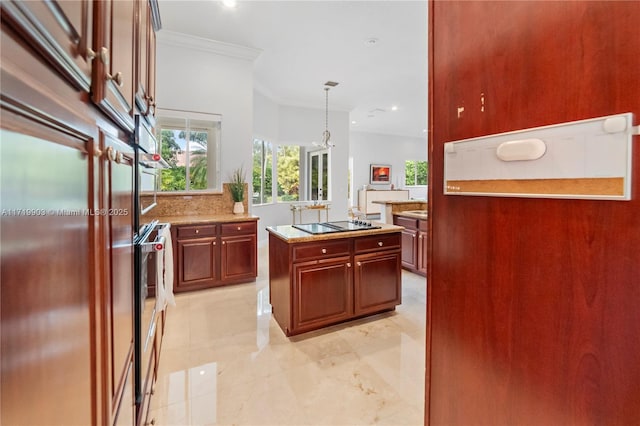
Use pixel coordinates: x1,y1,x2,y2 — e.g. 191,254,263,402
140,222,169,252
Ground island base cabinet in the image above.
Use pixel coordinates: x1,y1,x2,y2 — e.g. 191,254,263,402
268,231,402,337
293,258,353,334
354,251,402,316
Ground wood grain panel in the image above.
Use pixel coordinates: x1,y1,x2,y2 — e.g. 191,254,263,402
427,1,640,425
0,122,94,425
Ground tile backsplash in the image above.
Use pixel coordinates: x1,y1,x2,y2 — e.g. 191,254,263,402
142,183,248,217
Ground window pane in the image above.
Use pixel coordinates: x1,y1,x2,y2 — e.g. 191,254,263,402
189,130,208,190
416,161,428,185
252,139,273,204
277,145,300,202
161,129,186,191
405,160,416,186
157,112,221,192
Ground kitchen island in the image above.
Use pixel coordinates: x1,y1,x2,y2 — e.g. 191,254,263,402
267,222,403,336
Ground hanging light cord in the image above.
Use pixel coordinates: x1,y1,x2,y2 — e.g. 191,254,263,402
322,87,332,147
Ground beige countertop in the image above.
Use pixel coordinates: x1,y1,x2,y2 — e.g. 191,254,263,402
371,200,426,205
267,223,403,243
393,211,428,220
146,214,259,225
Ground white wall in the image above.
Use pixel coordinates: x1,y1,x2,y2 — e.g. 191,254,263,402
349,131,428,202
156,30,259,199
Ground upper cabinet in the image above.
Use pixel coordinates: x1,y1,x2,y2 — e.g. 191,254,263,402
135,0,160,125
91,0,136,132
2,0,160,133
0,0,94,92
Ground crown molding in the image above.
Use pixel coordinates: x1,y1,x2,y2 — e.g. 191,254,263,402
157,30,262,61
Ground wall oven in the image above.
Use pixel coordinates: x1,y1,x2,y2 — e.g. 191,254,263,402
133,115,168,410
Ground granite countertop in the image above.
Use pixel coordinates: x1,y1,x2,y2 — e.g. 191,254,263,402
393,211,428,220
267,223,403,243
371,200,426,205
147,214,259,225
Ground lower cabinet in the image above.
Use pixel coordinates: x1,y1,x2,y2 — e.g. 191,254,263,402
394,215,427,276
173,219,258,293
269,231,402,336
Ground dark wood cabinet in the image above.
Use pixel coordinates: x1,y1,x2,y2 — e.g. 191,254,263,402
268,230,402,336
1,0,94,92
101,132,135,422
135,0,159,122
293,257,353,333
92,0,136,132
1,1,160,424
173,220,258,293
394,215,427,276
175,224,218,292
220,221,258,283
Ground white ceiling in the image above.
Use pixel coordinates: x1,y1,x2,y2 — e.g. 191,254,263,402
157,0,428,139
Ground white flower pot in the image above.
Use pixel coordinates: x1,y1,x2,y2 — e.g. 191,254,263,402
233,201,245,214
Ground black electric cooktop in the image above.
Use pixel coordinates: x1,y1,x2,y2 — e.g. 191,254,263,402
292,220,381,235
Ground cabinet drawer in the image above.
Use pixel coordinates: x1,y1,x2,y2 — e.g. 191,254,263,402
394,216,418,230
293,239,351,261
221,221,257,236
177,224,217,239
354,233,401,253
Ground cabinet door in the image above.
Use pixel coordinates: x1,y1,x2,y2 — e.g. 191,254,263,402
0,118,95,425
176,237,218,291
418,230,428,275
221,234,257,283
113,360,135,426
0,0,93,91
354,251,402,316
400,228,418,270
101,132,135,412
92,0,135,132
292,257,353,334
135,0,159,121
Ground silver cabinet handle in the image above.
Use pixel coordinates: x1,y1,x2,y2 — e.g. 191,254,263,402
86,47,96,61
321,248,327,254
357,261,362,266
195,229,199,234
237,226,241,231
378,241,383,246
347,262,351,268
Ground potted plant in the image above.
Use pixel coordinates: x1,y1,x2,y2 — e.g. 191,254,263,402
228,166,246,214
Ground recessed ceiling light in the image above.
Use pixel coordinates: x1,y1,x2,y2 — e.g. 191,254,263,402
364,37,379,47
422,129,427,133
391,105,398,111
351,120,357,125
222,0,237,8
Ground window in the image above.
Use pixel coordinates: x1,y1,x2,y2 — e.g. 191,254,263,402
252,141,328,204
405,160,428,186
157,110,221,192
252,139,273,204
277,145,300,202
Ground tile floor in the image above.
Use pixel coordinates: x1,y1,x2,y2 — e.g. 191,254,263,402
149,247,426,425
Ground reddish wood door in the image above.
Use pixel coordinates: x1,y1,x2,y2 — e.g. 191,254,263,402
427,1,640,425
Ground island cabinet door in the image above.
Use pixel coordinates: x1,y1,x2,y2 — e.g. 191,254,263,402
353,250,402,316
292,256,353,335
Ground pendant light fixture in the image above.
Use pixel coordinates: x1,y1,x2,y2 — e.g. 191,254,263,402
315,81,338,149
